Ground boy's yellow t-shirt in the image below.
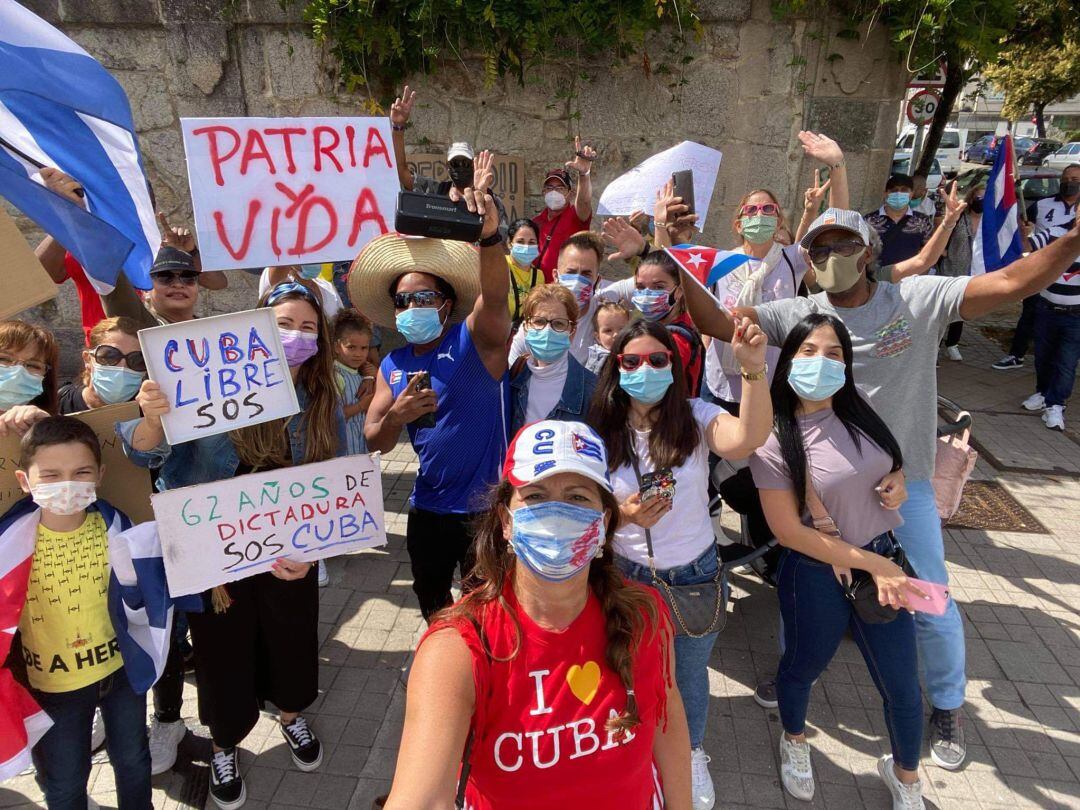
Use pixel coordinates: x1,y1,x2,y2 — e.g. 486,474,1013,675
18,512,122,692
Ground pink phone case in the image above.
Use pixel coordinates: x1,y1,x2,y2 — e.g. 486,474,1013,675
906,578,950,615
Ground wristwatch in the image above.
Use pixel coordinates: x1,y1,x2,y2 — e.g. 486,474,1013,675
391,123,407,132
740,364,768,382
478,232,504,248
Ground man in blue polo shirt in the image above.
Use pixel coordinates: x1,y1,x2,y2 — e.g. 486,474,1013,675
864,173,934,266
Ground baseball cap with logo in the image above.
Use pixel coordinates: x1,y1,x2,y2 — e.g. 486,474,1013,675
503,420,611,492
543,169,573,190
799,207,871,251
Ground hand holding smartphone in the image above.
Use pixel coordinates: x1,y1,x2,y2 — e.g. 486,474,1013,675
905,578,949,615
407,370,437,429
671,170,695,216
640,469,675,504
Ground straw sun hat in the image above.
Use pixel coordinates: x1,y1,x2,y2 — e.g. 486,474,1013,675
348,233,481,330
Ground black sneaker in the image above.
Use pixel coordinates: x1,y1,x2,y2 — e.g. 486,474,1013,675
753,678,779,709
209,748,246,810
992,354,1024,370
929,707,966,770
280,715,322,772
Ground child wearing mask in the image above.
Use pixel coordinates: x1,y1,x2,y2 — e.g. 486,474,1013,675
333,309,377,456
585,301,630,373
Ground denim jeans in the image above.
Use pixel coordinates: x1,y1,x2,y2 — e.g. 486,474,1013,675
893,479,967,710
617,544,720,748
32,667,151,810
775,534,923,771
1034,298,1080,408
1008,294,1039,358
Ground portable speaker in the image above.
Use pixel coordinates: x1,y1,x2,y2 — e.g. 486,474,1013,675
394,190,484,243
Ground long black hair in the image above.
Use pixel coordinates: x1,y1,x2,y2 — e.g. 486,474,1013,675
772,313,903,514
588,320,697,471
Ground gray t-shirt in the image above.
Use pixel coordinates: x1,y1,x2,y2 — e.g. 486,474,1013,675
750,408,903,546
754,276,970,481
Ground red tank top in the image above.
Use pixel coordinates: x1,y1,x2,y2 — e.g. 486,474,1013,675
424,582,672,809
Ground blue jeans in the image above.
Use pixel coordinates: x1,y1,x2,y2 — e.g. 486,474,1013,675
1008,294,1038,358
32,667,151,810
617,544,720,748
893,479,967,710
775,534,923,771
1033,298,1080,408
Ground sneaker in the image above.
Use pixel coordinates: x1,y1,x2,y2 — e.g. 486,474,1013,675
878,754,925,809
929,707,966,770
946,345,963,361
280,715,322,772
1022,392,1047,411
209,748,246,810
779,734,815,801
690,746,715,810
993,354,1024,370
316,559,329,588
1044,405,1066,432
753,678,779,709
149,717,186,775
90,707,106,752
88,799,99,810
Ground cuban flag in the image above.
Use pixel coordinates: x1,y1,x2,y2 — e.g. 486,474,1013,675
971,134,1023,275
664,244,752,310
0,0,158,291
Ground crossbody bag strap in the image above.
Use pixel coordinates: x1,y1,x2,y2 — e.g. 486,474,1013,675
455,730,474,808
625,442,658,570
802,464,841,539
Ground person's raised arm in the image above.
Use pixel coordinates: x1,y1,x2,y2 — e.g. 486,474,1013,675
34,168,87,282
676,262,740,342
566,136,596,222
602,216,649,262
384,628,475,810
704,318,772,457
130,380,170,452
389,85,417,191
887,181,967,282
651,633,692,810
651,180,693,250
959,216,1080,321
157,210,226,290
798,132,848,211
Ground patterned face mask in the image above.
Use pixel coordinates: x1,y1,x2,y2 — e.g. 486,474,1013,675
509,501,605,581
30,481,98,516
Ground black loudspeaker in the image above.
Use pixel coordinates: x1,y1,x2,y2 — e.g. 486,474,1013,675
394,191,483,243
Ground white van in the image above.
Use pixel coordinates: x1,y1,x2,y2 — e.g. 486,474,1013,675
894,127,966,175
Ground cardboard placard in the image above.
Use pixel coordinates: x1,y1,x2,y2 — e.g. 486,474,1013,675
180,116,399,271
138,308,299,445
0,401,154,523
152,454,386,596
0,208,57,319
408,153,528,222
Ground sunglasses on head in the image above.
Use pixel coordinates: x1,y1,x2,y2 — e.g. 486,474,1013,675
151,270,199,286
617,350,673,372
741,203,780,217
93,344,146,373
807,240,865,264
266,280,322,309
392,290,446,309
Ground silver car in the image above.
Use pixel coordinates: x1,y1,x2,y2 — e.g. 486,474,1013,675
1041,142,1080,172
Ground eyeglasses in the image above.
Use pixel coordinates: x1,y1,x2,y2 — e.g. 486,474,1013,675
525,316,573,333
0,354,49,377
392,290,446,309
617,350,673,372
806,240,866,264
740,203,780,217
151,270,199,286
93,344,146,373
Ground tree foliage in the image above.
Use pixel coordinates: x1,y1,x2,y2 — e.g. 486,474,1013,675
983,42,1080,134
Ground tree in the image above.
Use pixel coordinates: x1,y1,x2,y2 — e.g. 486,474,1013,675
983,42,1080,137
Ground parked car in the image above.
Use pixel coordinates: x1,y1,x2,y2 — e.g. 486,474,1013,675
895,127,964,175
954,167,1061,211
1041,142,1080,172
1018,138,1062,166
964,135,1037,166
891,157,943,191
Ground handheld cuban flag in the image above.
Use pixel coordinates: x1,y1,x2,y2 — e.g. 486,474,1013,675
0,0,159,291
664,244,752,311
971,134,1023,275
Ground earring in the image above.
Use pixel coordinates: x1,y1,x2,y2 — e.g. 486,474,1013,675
594,540,605,559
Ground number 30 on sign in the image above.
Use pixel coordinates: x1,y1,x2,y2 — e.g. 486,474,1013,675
906,90,940,126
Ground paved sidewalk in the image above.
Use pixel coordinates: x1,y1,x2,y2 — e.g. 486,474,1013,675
2,322,1079,809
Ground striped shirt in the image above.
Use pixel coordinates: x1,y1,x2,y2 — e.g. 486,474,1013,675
334,361,368,456
1027,201,1080,307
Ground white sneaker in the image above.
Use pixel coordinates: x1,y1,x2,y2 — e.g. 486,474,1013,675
946,345,963,361
1044,405,1066,432
690,746,715,810
878,755,925,809
316,559,329,588
149,718,186,775
90,707,106,751
1022,392,1046,411
779,734,815,801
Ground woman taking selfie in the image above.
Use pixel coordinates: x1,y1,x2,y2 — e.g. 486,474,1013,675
384,420,691,809
589,319,772,810
749,313,927,809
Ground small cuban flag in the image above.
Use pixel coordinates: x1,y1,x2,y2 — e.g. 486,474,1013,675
664,244,753,311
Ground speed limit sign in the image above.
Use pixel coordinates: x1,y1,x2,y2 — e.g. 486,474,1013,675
906,90,940,125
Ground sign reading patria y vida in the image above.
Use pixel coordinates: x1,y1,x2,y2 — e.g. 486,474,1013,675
153,454,387,597
139,308,300,445
180,116,398,270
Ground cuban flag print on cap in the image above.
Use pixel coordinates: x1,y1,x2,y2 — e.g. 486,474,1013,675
971,133,1023,275
503,420,612,493
664,244,751,311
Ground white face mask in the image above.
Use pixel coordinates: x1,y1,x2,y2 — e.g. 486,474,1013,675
30,480,97,516
544,190,568,212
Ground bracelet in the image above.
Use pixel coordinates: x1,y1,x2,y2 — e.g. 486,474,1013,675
579,170,591,177
391,123,407,132
740,364,768,381
832,160,846,169
654,220,668,228
478,232,504,248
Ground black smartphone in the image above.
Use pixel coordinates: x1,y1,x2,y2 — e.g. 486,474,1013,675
407,371,437,429
671,170,695,216
640,469,675,503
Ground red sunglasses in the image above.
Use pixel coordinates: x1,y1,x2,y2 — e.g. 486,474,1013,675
617,350,673,372
740,203,780,217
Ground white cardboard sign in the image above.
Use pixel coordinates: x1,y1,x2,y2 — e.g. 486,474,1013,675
153,454,387,597
138,308,299,445
597,141,723,227
180,116,399,270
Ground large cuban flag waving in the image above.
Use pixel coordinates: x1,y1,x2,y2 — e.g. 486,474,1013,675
971,133,1023,275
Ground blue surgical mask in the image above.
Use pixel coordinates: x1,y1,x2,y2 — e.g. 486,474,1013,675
619,365,673,405
395,306,445,345
787,356,846,401
91,363,145,404
886,191,911,210
631,288,675,322
524,326,571,362
509,501,605,582
299,264,322,280
511,244,540,267
558,274,593,310
0,365,44,410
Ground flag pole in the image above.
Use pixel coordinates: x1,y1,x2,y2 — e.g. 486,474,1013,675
0,136,45,169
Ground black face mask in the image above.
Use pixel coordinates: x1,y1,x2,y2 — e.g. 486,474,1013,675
1061,180,1080,199
969,196,984,214
448,161,474,191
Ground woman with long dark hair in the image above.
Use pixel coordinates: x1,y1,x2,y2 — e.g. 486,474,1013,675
749,313,927,808
589,319,771,810
629,251,703,396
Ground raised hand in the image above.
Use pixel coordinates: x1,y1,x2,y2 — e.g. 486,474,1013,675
390,85,416,127
731,316,767,372
473,149,495,192
602,217,646,262
158,211,196,253
654,180,689,228
798,131,844,167
803,169,832,213
941,180,968,226
39,167,86,209
565,135,596,174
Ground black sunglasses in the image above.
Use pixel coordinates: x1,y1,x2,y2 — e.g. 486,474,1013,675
151,270,199,286
807,240,865,265
93,344,147,373
392,290,446,309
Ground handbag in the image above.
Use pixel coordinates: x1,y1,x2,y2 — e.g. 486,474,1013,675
932,413,977,520
628,445,728,637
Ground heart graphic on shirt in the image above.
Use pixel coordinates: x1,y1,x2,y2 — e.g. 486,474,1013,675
566,661,601,705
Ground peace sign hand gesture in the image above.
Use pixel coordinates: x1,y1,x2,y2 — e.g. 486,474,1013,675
390,85,416,127
940,180,968,227
804,169,832,213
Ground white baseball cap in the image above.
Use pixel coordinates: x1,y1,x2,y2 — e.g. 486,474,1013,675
799,207,872,250
447,142,475,162
503,421,611,492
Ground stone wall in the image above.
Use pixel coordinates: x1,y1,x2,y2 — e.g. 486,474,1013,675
16,0,908,372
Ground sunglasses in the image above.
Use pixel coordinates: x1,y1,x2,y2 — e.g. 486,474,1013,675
741,203,780,217
151,270,199,286
266,280,322,309
525,316,573,333
393,290,446,309
93,344,146,373
807,240,866,264
617,350,673,372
